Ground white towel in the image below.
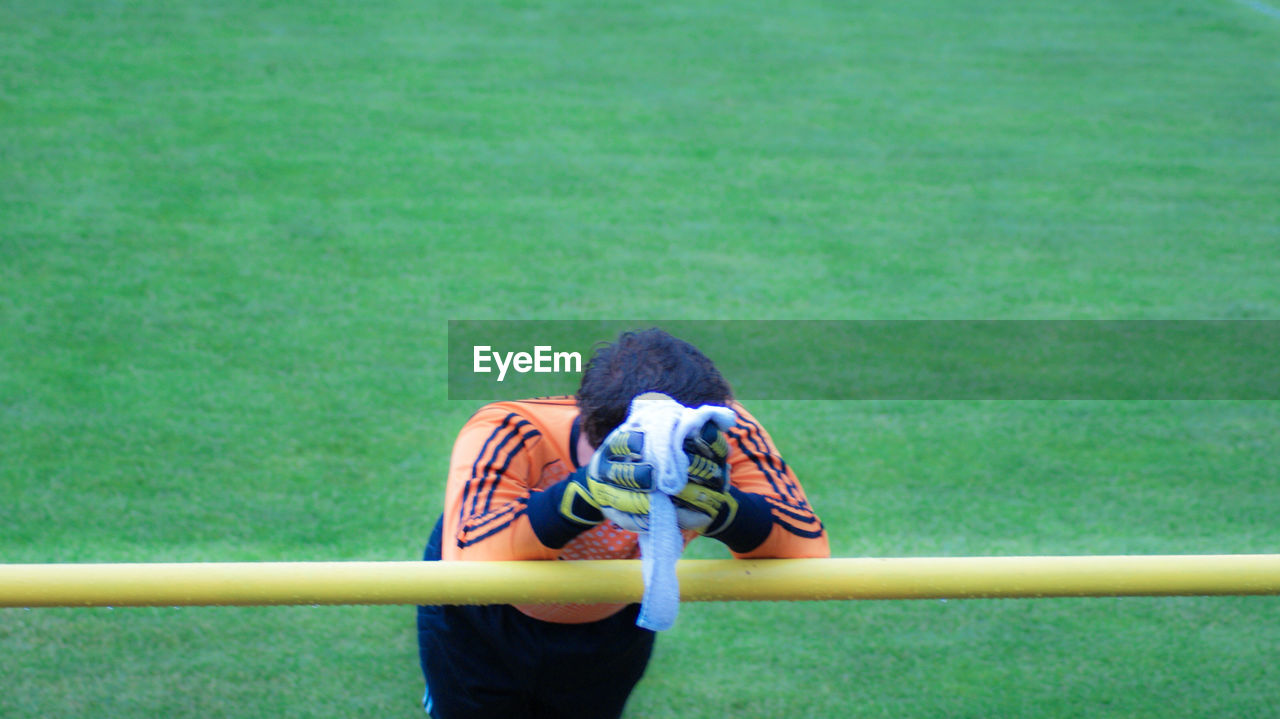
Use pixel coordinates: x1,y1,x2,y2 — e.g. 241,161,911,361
605,393,737,631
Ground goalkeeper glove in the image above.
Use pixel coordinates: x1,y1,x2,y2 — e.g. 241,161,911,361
677,422,774,553
582,427,657,532
672,422,737,534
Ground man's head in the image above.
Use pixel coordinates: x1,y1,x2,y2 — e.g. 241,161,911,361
576,328,733,447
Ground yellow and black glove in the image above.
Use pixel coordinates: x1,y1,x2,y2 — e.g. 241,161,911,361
672,422,737,534
677,422,774,552
576,427,655,525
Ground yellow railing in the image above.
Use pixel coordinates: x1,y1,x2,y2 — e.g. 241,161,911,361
2,555,1279,608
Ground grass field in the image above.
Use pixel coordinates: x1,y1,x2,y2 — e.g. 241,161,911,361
3,0,1279,717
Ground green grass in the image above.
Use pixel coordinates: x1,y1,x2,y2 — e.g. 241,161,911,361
2,0,1279,716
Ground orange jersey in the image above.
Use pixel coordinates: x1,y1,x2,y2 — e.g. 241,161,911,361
441,396,828,622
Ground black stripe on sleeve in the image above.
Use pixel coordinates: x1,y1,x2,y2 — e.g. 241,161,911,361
460,413,518,524
466,419,533,518
727,424,790,502
457,499,529,549
763,495,820,524
733,415,804,504
727,419,824,539
478,429,541,514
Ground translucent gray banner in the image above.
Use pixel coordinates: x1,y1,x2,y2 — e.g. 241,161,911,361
447,320,1279,400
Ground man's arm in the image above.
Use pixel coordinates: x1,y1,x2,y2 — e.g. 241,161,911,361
715,403,829,559
441,407,561,561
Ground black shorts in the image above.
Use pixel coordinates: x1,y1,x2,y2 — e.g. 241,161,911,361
416,516,656,719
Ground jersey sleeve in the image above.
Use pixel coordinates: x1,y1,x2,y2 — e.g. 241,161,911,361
441,406,560,562
723,407,830,559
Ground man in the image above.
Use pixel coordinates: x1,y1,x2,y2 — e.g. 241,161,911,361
418,328,828,719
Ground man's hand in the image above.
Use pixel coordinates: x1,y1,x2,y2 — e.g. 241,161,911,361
672,422,738,534
570,428,656,532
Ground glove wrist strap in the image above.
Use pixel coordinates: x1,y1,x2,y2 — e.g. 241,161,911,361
704,486,773,553
527,469,604,549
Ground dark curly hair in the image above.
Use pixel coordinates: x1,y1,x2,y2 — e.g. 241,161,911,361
576,328,733,447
